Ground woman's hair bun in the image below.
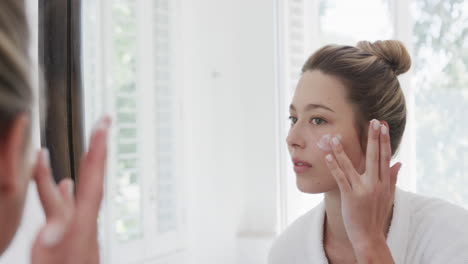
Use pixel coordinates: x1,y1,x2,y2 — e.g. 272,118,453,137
357,40,411,76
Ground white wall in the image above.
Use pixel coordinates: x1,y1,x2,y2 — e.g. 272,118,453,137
181,0,279,263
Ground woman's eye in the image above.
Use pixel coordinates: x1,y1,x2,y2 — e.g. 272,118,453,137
310,117,326,125
288,116,297,125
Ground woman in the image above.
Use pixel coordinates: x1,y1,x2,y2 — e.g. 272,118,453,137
0,1,109,263
268,40,468,263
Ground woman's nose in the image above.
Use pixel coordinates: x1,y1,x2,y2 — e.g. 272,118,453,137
286,125,306,149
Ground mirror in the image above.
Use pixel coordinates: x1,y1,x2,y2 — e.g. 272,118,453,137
80,0,468,263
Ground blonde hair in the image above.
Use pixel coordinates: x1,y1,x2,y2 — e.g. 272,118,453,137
0,0,32,136
302,40,411,156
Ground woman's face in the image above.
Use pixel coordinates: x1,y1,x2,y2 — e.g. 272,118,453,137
287,70,366,194
0,114,33,254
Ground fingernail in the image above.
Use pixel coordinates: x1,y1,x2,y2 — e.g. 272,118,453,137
373,120,381,130
93,119,106,132
332,137,340,146
326,154,333,162
102,115,112,129
93,116,111,133
41,222,65,248
381,124,387,135
42,149,50,167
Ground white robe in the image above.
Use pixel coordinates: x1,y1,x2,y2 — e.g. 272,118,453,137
268,188,468,264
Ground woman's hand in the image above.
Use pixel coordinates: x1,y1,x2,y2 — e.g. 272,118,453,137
31,116,111,264
324,119,402,264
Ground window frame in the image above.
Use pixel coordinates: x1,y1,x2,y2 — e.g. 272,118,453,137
82,0,186,263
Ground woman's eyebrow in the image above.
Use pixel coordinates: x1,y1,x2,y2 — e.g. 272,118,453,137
289,103,335,113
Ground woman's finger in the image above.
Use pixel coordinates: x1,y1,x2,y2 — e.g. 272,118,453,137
330,136,360,185
33,149,63,218
37,220,66,248
379,122,392,186
365,119,381,184
76,116,111,219
325,154,351,193
58,178,75,208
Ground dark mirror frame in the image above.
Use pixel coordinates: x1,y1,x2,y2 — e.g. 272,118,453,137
38,0,83,183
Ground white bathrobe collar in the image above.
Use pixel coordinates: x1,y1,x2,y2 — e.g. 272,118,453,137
305,188,410,263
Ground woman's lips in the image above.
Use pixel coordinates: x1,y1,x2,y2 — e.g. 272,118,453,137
292,158,312,174
293,164,312,174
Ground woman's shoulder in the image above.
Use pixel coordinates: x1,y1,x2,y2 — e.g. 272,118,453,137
398,189,468,263
270,202,323,243
399,189,468,224
268,202,325,264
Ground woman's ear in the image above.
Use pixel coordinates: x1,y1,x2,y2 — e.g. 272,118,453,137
0,113,29,196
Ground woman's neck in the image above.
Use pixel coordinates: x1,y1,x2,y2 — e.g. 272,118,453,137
323,189,357,264
324,189,350,243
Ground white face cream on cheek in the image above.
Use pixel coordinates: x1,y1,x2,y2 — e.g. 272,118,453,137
316,134,332,151
316,133,342,152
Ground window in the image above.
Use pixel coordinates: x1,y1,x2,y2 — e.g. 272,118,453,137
412,0,468,208
276,0,323,228
318,0,394,45
82,0,185,263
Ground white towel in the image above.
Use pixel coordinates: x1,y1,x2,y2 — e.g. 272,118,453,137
268,188,468,264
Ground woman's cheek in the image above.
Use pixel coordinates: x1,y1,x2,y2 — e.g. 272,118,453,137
315,133,342,152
